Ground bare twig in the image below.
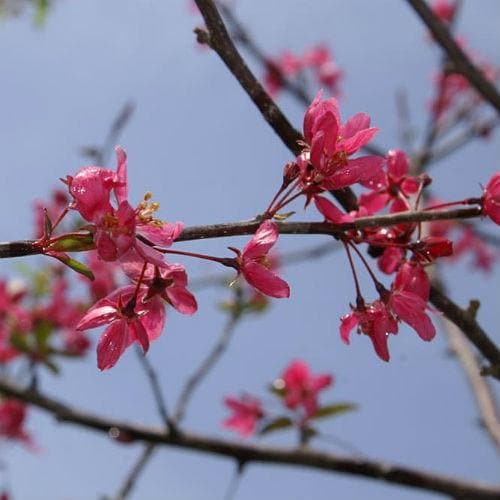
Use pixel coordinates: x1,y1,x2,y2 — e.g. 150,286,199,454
134,347,173,430
80,101,135,165
174,307,241,423
194,0,358,211
405,0,500,114
442,317,500,449
113,443,156,500
1,379,499,499
0,206,484,259
429,287,500,379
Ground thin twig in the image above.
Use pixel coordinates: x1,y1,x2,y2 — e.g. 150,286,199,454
113,444,156,500
0,206,484,259
405,0,500,114
80,101,135,165
174,308,241,423
134,346,173,430
193,0,358,211
0,379,499,498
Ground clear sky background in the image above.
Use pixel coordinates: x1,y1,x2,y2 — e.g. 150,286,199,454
0,1,499,499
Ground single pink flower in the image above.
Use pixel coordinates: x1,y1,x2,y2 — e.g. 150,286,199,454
483,172,500,225
121,252,197,315
67,147,184,264
0,399,33,447
263,51,303,97
359,149,419,215
303,45,342,96
340,300,398,362
431,0,456,24
222,395,264,437
76,285,165,370
236,221,290,299
389,262,436,342
299,92,384,192
280,360,332,419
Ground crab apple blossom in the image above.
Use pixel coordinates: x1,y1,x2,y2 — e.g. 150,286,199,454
76,285,165,370
66,146,184,265
222,395,265,437
298,92,384,193
340,300,398,362
235,220,290,299
0,399,32,446
359,149,419,215
483,172,500,225
121,252,197,315
280,360,333,420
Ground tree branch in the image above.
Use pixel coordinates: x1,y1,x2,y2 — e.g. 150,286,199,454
0,379,498,499
429,287,500,379
193,0,358,211
405,0,500,115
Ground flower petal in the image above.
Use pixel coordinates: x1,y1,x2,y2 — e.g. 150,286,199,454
242,261,290,298
242,221,279,260
96,321,130,370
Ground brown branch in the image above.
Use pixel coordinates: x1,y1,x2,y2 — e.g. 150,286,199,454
0,379,499,499
442,316,500,449
113,443,156,500
193,0,358,211
429,287,500,379
405,0,500,115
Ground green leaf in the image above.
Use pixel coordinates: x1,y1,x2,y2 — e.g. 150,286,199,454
47,232,95,252
34,0,50,27
10,333,32,354
259,416,294,435
313,402,358,420
34,320,53,352
51,253,95,281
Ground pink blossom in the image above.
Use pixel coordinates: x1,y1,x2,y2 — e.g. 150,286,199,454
236,221,290,299
0,399,33,447
84,250,119,300
340,300,398,362
303,45,342,95
67,147,184,264
299,92,384,193
76,285,165,370
390,262,436,342
223,395,264,437
359,149,419,215
483,172,500,225
263,51,303,97
121,252,197,315
431,0,456,24
280,360,332,419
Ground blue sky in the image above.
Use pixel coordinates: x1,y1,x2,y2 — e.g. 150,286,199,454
0,1,499,499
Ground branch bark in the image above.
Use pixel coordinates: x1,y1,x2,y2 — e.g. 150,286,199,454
1,378,499,499
405,0,500,115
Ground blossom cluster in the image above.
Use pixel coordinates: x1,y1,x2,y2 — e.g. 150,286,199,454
222,360,353,439
263,45,342,98
23,93,499,368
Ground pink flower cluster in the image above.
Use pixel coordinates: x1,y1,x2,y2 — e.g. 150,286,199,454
223,360,341,438
264,45,342,98
57,149,290,369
